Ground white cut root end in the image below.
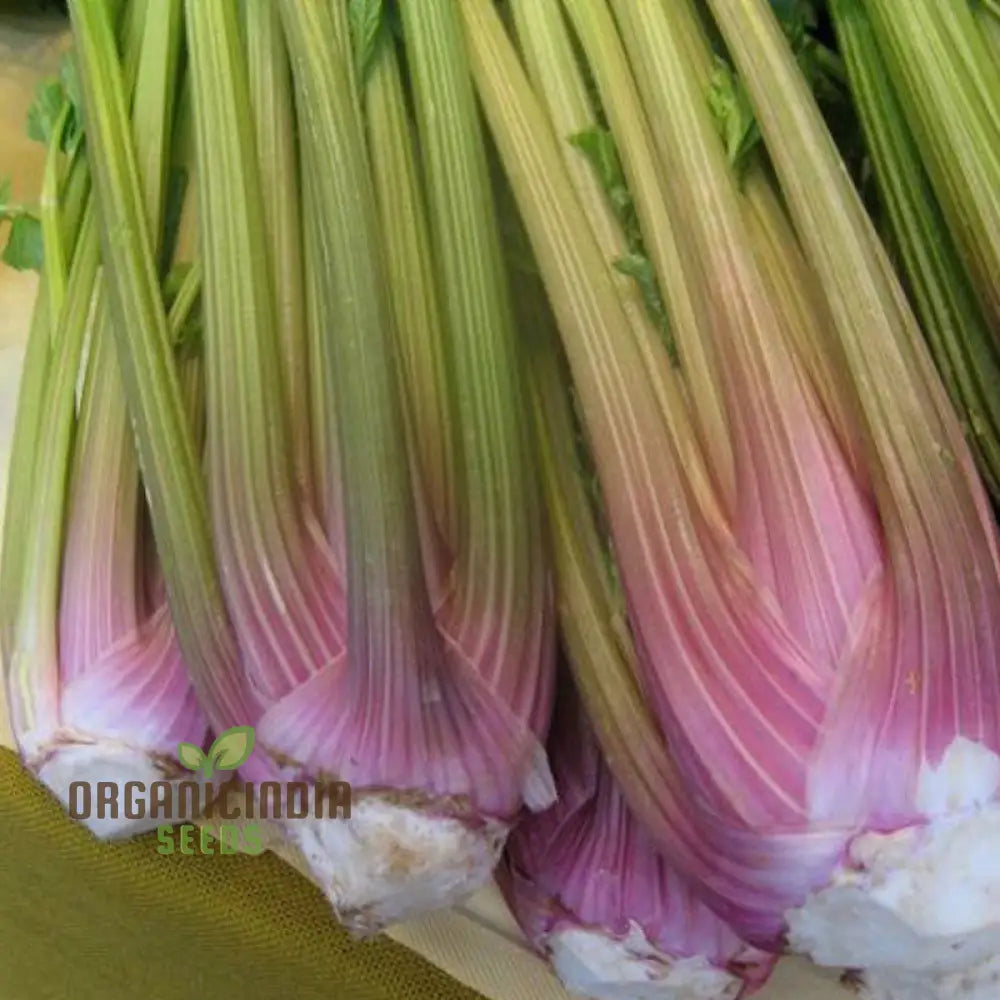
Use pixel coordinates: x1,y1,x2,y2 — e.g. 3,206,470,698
280,794,508,933
36,738,203,839
790,739,1000,998
862,953,1000,1000
546,923,742,1000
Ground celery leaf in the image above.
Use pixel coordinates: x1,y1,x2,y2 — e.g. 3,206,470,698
58,52,85,153
26,78,66,145
708,58,761,179
569,127,640,245
2,215,44,271
571,127,678,364
349,0,387,83
1,174,43,270
26,70,82,154
160,166,188,275
614,253,678,366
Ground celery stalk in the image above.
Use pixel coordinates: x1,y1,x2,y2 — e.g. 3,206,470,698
708,0,1000,979
861,0,1000,338
600,0,882,674
461,0,847,947
185,0,344,716
5,204,100,749
67,0,252,732
244,0,312,499
363,33,460,551
0,152,88,669
270,0,555,927
401,0,555,738
7,2,212,831
557,0,737,503
831,0,1000,499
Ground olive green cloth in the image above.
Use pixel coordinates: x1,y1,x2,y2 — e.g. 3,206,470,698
0,748,486,1000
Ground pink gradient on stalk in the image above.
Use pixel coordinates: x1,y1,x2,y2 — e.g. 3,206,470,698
256,623,555,818
60,603,206,751
502,689,776,993
211,506,346,707
51,323,207,758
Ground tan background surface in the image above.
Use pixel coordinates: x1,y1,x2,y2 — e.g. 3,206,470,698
0,9,848,999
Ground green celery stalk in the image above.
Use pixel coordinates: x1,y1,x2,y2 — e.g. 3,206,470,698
244,0,312,499
280,0,439,685
510,0,735,510
0,151,89,669
362,30,460,551
861,0,1000,338
4,0,153,746
832,0,1000,498
67,0,251,731
401,0,553,733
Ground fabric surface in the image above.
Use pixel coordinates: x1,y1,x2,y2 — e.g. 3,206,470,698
0,748,487,1000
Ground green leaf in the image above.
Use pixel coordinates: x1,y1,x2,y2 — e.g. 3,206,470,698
176,742,207,772
59,51,82,111
349,0,386,83
207,725,255,771
707,58,762,178
2,215,44,271
162,261,194,305
173,316,203,359
0,177,11,209
26,78,67,146
569,126,624,194
570,129,675,360
58,52,85,153
159,166,189,274
614,253,678,365
569,127,640,245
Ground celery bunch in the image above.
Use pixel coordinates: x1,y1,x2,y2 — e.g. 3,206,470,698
4,0,554,931
6,3,1000,998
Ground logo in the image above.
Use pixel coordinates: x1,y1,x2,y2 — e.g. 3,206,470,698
176,726,255,779
65,725,352,858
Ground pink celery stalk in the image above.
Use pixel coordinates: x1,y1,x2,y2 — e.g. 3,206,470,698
176,0,555,928
514,269,776,997
604,0,882,677
184,0,345,753
460,0,864,946
44,3,206,832
709,0,1000,820
399,0,556,748
276,0,554,809
705,0,1000,986
67,0,256,807
503,684,774,1000
469,0,1000,982
7,3,208,837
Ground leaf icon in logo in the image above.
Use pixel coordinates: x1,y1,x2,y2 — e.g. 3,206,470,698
204,726,255,778
177,742,207,773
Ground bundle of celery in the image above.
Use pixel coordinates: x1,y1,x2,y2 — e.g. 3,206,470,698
2,0,555,931
6,0,1000,997
463,0,1000,996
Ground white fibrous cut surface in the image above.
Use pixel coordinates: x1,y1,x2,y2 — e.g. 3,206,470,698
862,952,1000,1000
547,922,742,1000
37,738,204,838
284,795,508,933
789,739,1000,997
